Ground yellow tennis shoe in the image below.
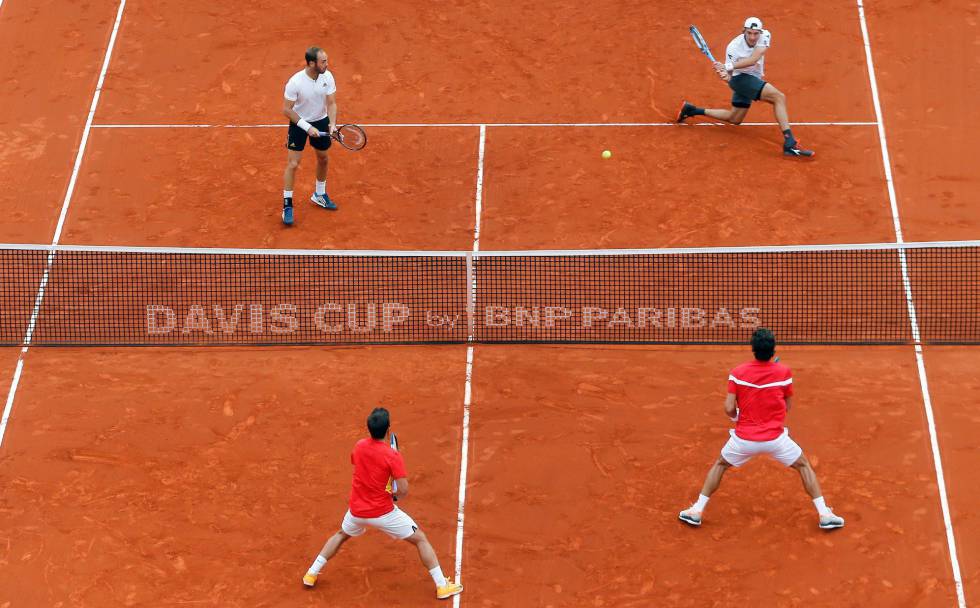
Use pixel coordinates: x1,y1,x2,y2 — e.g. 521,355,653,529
436,581,463,600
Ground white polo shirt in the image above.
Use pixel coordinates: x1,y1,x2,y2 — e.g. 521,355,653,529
284,69,337,122
725,30,771,78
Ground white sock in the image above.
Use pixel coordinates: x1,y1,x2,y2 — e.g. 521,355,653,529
813,496,831,516
693,494,710,511
308,555,327,575
315,180,326,195
428,565,447,587
283,190,293,200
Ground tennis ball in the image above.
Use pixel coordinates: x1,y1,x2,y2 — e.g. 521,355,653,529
601,150,612,159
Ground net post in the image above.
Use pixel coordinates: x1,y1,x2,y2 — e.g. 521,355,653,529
466,252,475,342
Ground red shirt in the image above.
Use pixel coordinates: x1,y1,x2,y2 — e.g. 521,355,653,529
349,438,407,518
728,359,794,441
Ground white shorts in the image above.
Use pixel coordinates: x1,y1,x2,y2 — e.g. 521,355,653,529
341,506,419,540
720,428,803,467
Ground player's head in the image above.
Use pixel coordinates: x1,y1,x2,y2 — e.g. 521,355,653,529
751,327,776,361
305,46,328,74
742,16,764,46
367,407,390,439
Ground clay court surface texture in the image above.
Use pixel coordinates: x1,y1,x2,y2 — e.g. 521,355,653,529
0,0,978,606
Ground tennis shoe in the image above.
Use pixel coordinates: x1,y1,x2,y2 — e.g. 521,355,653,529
819,511,845,530
678,507,702,527
310,192,338,210
436,581,464,600
282,204,294,226
302,573,317,587
677,101,697,123
783,142,815,157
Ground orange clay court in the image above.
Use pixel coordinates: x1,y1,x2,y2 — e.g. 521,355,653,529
0,1,978,607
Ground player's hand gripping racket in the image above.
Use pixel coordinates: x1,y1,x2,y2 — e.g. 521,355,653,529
689,25,717,62
385,432,400,501
331,124,367,151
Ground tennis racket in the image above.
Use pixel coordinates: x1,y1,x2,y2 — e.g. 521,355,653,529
689,25,717,63
331,124,367,151
386,432,400,501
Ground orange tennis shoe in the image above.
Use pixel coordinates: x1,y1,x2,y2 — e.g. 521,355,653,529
437,581,464,600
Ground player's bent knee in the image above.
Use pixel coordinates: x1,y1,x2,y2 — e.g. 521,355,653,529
404,529,427,544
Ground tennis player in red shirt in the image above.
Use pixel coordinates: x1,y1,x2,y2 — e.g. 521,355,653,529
679,328,845,529
303,408,463,600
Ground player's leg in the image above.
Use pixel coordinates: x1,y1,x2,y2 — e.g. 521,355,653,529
700,455,734,496
772,431,844,529
789,455,845,529
759,83,814,157
377,507,462,600
303,512,364,587
705,106,749,124
284,149,304,193
680,431,754,526
303,530,353,587
403,529,463,600
309,118,338,210
679,455,733,526
677,102,748,124
283,125,308,225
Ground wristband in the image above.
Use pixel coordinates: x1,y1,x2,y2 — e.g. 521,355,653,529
296,118,312,133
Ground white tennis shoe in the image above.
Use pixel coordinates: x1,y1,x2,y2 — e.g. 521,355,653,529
678,507,702,527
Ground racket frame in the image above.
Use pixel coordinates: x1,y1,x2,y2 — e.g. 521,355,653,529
689,25,717,63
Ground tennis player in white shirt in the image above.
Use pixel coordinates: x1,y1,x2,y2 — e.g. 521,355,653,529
677,17,814,157
281,46,340,226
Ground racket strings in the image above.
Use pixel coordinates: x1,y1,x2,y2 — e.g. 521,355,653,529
337,125,366,149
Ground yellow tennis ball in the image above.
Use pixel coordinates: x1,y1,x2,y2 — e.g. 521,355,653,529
602,150,612,159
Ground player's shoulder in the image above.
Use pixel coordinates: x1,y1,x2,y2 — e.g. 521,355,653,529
353,437,375,451
773,361,792,377
287,69,307,84
729,359,754,376
319,70,337,90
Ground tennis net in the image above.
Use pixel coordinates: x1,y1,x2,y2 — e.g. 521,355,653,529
1,241,977,346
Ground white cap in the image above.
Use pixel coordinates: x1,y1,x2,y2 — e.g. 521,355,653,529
743,16,764,30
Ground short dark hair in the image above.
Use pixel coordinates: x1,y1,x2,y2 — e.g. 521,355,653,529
367,407,390,439
751,328,776,361
305,46,323,66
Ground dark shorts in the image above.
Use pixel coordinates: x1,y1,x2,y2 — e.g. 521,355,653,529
286,116,332,151
729,74,767,109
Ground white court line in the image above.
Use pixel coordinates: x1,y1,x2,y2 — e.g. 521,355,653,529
856,2,967,606
0,0,127,449
453,124,485,607
90,121,877,129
